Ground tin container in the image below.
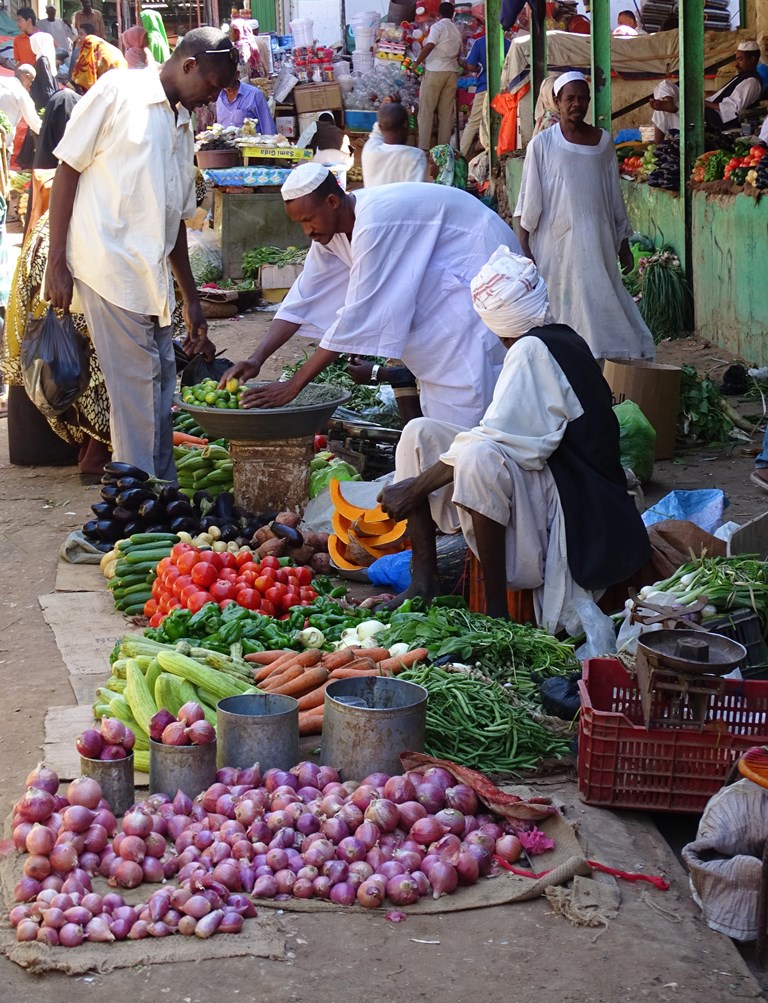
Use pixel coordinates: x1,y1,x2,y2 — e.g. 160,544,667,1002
148,740,217,800
321,677,428,780
80,754,135,817
217,694,299,771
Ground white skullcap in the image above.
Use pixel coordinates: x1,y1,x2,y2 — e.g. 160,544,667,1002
553,70,588,96
737,39,760,52
281,163,333,201
471,245,549,338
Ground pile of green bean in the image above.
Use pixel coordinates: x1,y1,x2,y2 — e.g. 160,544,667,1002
400,665,572,777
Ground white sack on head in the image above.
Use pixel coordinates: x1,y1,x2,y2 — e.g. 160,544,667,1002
470,245,550,338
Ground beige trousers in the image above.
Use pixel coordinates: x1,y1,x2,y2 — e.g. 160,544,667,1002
459,91,489,158
417,70,458,150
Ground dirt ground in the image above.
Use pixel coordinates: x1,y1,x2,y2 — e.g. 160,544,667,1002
2,265,768,998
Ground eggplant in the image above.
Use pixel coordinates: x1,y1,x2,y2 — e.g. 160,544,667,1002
270,521,304,546
95,520,122,543
112,505,136,524
144,524,171,534
116,476,148,491
95,542,115,553
116,487,156,509
100,483,120,503
138,498,163,521
166,499,195,519
193,489,214,509
91,501,114,518
219,524,240,543
101,472,120,485
103,461,150,481
198,515,220,532
214,492,235,521
122,520,144,537
82,519,100,540
170,516,198,534
159,484,182,505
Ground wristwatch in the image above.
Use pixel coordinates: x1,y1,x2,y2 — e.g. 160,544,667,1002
370,363,381,383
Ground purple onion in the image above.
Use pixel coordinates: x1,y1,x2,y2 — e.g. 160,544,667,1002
336,836,367,863
455,849,480,886
85,915,114,942
16,788,56,824
415,783,445,814
320,817,349,844
194,910,223,939
312,875,331,899
274,869,296,894
383,776,417,804
330,881,357,905
322,859,349,884
59,922,85,947
429,861,458,899
253,875,278,898
445,784,479,815
76,729,104,759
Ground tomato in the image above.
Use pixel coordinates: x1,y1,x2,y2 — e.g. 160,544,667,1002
217,552,238,571
162,566,181,586
286,575,299,588
191,562,218,589
294,566,313,587
275,568,291,585
219,598,238,608
236,570,257,588
143,598,158,617
314,434,327,451
299,587,317,601
181,583,202,604
235,550,255,568
151,579,164,599
236,589,261,610
237,561,260,576
187,591,212,614
176,550,203,575
282,593,303,611
149,611,164,627
251,575,271,593
210,579,238,602
260,556,280,570
173,574,194,598
171,542,194,563
259,599,276,617
166,597,182,611
157,557,173,574
265,585,286,607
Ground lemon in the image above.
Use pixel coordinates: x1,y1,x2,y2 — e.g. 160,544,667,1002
225,378,240,393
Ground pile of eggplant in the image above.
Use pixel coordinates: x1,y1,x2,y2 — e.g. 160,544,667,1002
82,462,274,550
647,140,680,191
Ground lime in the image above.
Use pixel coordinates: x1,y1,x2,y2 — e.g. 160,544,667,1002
215,399,229,409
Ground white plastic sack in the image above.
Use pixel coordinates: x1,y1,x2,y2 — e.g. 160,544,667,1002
560,596,617,660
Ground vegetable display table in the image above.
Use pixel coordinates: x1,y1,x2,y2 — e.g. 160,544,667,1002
212,188,309,279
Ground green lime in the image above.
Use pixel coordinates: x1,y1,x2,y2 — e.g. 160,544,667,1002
215,399,229,409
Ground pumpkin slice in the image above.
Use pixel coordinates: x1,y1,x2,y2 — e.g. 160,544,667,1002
370,521,408,547
331,510,352,545
349,528,407,560
328,534,366,572
344,532,376,568
329,479,368,522
354,515,397,537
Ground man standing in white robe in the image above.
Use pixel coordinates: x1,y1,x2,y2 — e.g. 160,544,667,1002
222,164,517,428
378,247,650,631
515,72,656,363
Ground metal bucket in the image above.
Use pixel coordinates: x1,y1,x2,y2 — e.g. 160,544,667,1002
217,694,299,771
80,754,135,817
321,677,428,780
148,740,217,800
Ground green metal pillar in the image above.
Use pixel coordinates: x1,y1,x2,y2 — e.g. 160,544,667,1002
485,0,504,169
530,1,547,131
679,0,704,272
590,0,611,131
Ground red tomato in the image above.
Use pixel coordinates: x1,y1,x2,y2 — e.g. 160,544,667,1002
162,566,181,586
143,598,158,618
235,550,255,568
181,583,201,605
173,574,193,599
274,568,291,585
217,552,238,571
282,593,303,611
238,561,260,576
151,579,164,599
286,575,299,588
176,550,203,576
253,575,273,593
299,587,317,601
260,556,280,570
149,611,164,628
219,598,238,608
294,566,313,586
264,586,286,608
210,579,238,602
171,542,194,563
218,567,238,582
166,597,182,611
191,562,218,589
236,571,257,588
259,599,276,617
187,591,212,614
236,589,261,610
157,557,173,574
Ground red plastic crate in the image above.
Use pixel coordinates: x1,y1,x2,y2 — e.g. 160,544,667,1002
578,658,768,813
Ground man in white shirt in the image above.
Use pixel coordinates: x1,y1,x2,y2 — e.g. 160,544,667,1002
45,28,236,480
0,66,42,137
705,40,763,132
38,6,75,54
362,101,426,186
413,2,462,150
650,79,679,142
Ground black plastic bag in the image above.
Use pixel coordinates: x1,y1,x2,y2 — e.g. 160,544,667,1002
179,351,235,387
539,674,582,721
20,309,90,419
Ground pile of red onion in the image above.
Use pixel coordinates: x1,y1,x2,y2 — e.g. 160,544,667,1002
76,718,135,761
9,761,533,946
149,704,215,747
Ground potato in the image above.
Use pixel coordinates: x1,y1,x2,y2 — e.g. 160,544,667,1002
287,544,314,565
310,552,332,574
256,538,287,559
303,532,329,552
275,511,301,529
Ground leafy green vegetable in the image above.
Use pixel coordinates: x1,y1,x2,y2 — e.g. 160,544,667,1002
281,353,386,413
678,364,733,444
242,245,308,279
637,245,693,343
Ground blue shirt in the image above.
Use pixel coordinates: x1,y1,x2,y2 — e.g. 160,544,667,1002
215,82,276,132
466,35,511,93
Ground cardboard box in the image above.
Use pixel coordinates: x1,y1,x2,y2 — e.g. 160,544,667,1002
275,116,297,139
260,263,304,289
293,82,343,114
603,359,682,460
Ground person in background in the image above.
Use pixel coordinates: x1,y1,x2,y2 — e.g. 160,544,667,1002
68,23,93,78
69,34,126,92
348,356,422,424
378,246,650,626
73,0,105,39
515,72,655,363
140,9,170,63
13,8,38,67
29,32,58,110
459,30,511,159
613,10,641,36
216,74,275,131
649,79,679,142
532,74,560,136
0,66,41,150
45,27,234,479
38,5,75,53
705,40,763,132
430,143,467,188
306,111,354,170
55,47,70,83
361,100,426,187
414,2,462,150
120,25,152,69
229,17,264,79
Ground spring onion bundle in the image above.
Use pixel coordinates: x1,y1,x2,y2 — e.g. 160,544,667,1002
638,556,768,616
637,246,693,343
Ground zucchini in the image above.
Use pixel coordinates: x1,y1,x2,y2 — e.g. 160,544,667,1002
154,672,185,716
125,659,157,734
116,591,153,612
156,650,250,701
123,549,173,565
105,676,127,693
133,750,150,773
126,532,179,546
123,601,151,616
144,657,163,696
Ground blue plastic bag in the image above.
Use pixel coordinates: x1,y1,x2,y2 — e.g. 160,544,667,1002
367,551,412,593
642,489,728,535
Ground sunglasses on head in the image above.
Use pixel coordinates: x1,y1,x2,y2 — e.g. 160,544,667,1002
193,47,238,64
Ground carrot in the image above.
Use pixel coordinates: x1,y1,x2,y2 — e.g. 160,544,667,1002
273,665,329,698
245,650,291,666
299,713,324,737
348,647,391,662
252,648,303,679
330,657,377,674
321,649,358,671
330,668,381,679
173,431,208,446
375,648,429,674
297,682,331,711
260,664,305,692
252,656,295,684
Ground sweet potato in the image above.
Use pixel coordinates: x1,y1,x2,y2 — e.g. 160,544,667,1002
310,552,331,574
275,512,301,528
256,537,287,560
287,544,315,565
252,525,276,546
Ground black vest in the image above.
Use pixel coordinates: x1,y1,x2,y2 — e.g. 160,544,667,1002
520,325,651,590
713,70,763,126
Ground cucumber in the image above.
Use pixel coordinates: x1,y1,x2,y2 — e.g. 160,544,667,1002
120,598,153,615
124,549,172,565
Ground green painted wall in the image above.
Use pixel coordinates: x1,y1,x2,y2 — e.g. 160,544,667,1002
691,189,768,366
619,180,687,267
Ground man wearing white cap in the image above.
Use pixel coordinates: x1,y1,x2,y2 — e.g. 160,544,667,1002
515,71,655,363
378,246,650,629
705,40,763,132
221,164,517,428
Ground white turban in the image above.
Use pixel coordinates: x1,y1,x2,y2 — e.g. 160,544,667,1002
738,40,760,52
281,163,333,201
470,245,550,338
553,70,588,97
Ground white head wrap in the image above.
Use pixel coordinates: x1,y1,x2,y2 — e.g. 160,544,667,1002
737,40,760,52
281,163,333,201
30,31,57,76
553,70,588,97
470,245,550,338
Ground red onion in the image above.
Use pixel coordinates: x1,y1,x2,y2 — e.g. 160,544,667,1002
226,893,257,918
316,766,340,788
127,920,149,940
219,910,244,933
23,854,51,881
433,834,461,864
62,805,97,834
41,906,66,930
13,822,33,851
142,857,165,882
40,875,64,892
100,745,127,761
271,788,300,810
337,803,364,830
326,880,354,905
59,922,85,947
232,839,255,861
423,767,454,791
177,915,197,936
182,894,212,918
187,721,216,746
215,766,238,786
461,816,480,839
82,824,109,854
312,875,331,898
349,860,374,882
322,859,349,884
109,917,131,940
253,875,278,898
143,831,166,859
296,812,321,835
386,873,420,906
392,849,423,872
111,860,143,889
410,817,446,846
321,817,349,844
16,919,40,942
9,904,31,926
76,730,104,759
236,765,260,787
411,870,430,897
62,872,91,895
213,861,242,891
297,864,319,882
235,801,261,827
98,717,126,746
161,722,188,746
435,808,465,836
147,891,171,923
49,843,78,874
247,821,271,844
274,869,296,894
77,852,98,875
122,808,153,839
355,821,381,850
445,784,479,815
429,861,458,899
361,772,390,790
415,783,445,814
318,794,344,817
167,815,191,842
383,776,417,804
26,824,55,856
480,822,504,842
265,809,293,832
25,766,59,796
148,709,175,743
495,834,523,863
16,787,56,823
378,860,406,880
263,847,286,871
455,849,480,886
420,854,439,879
202,784,230,813
147,921,170,938
37,926,59,946
263,769,297,793
84,915,114,942
194,909,223,939
292,877,313,899
351,785,379,811
357,877,384,909
366,847,385,871
178,701,205,726
336,836,367,863
302,839,334,868
465,830,495,852
94,807,117,836
50,893,74,911
118,834,147,863
66,777,102,810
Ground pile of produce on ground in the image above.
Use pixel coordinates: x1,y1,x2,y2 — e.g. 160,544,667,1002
9,759,554,946
646,139,680,191
678,364,745,444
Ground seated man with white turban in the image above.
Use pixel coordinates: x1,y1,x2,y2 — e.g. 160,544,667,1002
378,247,650,631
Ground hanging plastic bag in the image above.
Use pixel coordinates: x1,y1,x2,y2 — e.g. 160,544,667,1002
179,352,235,387
613,400,656,483
20,309,90,419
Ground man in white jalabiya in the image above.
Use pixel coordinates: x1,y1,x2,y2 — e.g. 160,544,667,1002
705,39,763,132
222,163,517,428
361,101,426,187
515,71,655,363
649,79,679,142
378,246,650,630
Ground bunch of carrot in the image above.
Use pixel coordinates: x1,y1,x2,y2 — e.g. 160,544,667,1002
244,646,429,736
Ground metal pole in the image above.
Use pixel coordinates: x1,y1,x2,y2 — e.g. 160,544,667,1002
530,1,547,132
679,0,704,273
485,0,503,170
590,0,611,131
